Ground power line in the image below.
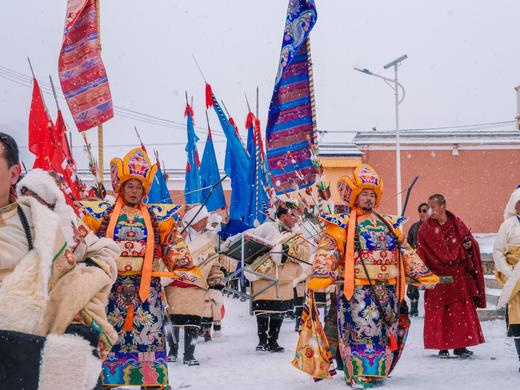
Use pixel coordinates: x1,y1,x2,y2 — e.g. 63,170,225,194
16,139,226,151
0,64,233,139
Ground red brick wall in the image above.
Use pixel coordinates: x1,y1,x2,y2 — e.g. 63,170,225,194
362,148,520,233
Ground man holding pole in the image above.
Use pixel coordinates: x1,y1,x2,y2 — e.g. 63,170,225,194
303,164,438,388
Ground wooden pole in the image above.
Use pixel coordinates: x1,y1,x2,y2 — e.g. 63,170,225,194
96,0,104,183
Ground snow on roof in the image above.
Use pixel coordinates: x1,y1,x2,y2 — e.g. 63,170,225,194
353,129,520,146
317,130,362,157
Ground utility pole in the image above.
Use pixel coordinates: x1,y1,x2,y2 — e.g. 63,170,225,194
355,54,408,214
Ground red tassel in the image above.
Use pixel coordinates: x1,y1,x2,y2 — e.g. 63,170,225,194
124,304,134,332
229,117,239,136
184,103,194,119
389,332,398,351
205,83,214,108
245,112,255,129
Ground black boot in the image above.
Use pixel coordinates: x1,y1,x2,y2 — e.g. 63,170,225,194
453,348,474,359
268,316,284,353
294,314,302,333
256,316,269,351
183,327,200,366
166,323,178,363
439,350,450,359
514,337,520,372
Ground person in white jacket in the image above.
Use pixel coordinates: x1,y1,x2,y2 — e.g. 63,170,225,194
493,187,520,372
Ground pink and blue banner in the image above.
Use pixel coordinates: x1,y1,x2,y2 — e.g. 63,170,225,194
58,0,113,132
266,0,318,194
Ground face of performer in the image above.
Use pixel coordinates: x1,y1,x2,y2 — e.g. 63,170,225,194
428,198,447,221
192,217,209,233
0,137,21,208
356,189,376,211
279,210,296,230
122,179,144,207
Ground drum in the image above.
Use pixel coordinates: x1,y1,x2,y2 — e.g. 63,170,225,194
245,253,277,282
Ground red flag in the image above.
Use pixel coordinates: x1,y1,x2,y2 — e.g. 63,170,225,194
29,78,54,170
58,0,113,132
50,110,67,172
53,111,81,199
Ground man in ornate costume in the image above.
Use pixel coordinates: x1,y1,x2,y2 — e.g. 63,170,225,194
165,205,224,365
417,194,485,359
0,133,120,390
306,164,439,388
247,204,312,353
81,147,197,390
494,187,520,372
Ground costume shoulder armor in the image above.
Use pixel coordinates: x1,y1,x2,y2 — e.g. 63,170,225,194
146,204,183,222
381,214,408,230
319,213,349,229
380,214,408,241
77,200,113,219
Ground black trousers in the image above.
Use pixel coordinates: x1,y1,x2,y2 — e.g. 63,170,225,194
168,324,198,360
256,314,284,344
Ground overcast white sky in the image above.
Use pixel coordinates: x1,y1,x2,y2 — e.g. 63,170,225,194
1,0,519,170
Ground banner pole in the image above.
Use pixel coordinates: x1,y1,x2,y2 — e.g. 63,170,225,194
96,0,104,183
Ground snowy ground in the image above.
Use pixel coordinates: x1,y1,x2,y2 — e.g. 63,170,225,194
169,296,519,390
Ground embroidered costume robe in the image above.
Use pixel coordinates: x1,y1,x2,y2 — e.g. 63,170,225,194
309,211,438,386
82,200,196,388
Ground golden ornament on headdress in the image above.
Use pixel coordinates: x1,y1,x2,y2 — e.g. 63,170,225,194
337,164,384,208
110,147,158,195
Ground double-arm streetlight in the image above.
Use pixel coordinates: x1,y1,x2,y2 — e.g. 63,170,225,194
354,54,408,215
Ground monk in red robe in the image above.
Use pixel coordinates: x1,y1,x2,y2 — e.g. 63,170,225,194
417,194,486,359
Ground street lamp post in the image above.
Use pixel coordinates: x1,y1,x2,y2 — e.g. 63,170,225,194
354,54,407,215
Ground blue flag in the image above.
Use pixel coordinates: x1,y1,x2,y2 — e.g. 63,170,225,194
245,113,270,226
206,83,250,220
184,103,202,204
199,127,226,212
144,164,172,204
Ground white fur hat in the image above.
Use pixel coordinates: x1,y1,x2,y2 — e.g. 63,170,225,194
17,169,63,207
182,205,210,227
16,169,76,243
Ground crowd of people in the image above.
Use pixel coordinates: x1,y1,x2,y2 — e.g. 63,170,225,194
0,131,519,389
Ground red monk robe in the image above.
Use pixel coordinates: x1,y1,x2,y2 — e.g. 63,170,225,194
417,211,486,350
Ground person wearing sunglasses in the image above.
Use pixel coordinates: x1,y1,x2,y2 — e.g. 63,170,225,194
406,203,429,317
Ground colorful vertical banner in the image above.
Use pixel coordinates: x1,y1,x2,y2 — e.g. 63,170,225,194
266,0,318,194
58,0,114,132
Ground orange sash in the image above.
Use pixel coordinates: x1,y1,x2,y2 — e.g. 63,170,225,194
106,197,155,302
343,208,357,299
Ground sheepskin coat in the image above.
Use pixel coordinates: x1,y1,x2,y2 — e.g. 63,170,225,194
0,197,120,390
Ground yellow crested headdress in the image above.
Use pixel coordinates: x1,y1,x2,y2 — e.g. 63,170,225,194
110,147,158,195
337,164,384,208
